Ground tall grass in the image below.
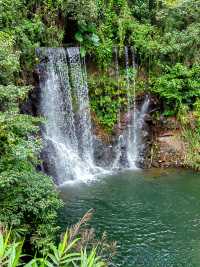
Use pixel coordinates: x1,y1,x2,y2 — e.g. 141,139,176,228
0,211,115,267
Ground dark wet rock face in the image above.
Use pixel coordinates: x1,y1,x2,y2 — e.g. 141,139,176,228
93,137,114,167
20,70,41,116
41,143,58,182
135,94,159,168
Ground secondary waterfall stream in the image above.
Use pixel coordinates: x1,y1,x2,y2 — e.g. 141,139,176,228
37,47,150,184
113,46,150,169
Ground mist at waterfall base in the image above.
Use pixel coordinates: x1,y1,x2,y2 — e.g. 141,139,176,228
37,47,149,184
59,169,200,267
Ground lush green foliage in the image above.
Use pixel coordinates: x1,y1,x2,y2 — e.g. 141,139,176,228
1,0,200,259
89,73,135,131
1,0,199,128
0,212,112,266
83,0,200,171
151,64,200,113
0,228,23,267
0,228,106,267
0,0,63,249
64,0,200,135
0,85,62,250
177,101,200,170
1,0,64,70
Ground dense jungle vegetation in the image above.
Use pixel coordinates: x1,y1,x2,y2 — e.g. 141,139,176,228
0,0,200,265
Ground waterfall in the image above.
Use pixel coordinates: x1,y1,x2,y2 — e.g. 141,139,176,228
112,46,150,169
112,47,124,169
124,46,137,168
125,47,150,168
131,46,137,145
67,47,94,165
36,46,150,183
37,47,105,184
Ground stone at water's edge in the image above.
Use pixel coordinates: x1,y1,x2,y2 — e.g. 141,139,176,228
93,137,114,167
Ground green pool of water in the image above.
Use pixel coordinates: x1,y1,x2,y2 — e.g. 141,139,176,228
59,169,200,267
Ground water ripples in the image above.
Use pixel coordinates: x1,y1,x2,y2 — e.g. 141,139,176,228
59,169,200,267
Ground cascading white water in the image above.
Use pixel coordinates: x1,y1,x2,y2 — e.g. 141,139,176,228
112,47,124,169
135,96,150,150
37,47,106,184
112,46,150,169
37,46,150,183
125,47,150,168
124,46,137,168
131,46,137,148
67,47,94,166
